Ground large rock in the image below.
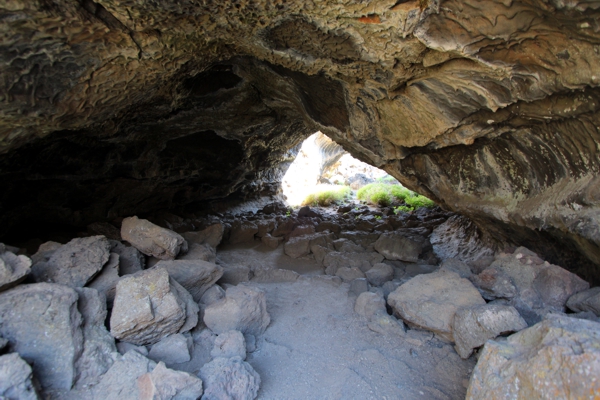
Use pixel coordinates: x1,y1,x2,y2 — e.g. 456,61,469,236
365,263,394,287
138,361,204,400
0,249,31,292
204,285,270,336
387,270,486,341
211,330,247,360
354,291,386,319
228,221,258,244
178,242,217,263
31,236,111,287
121,216,188,260
182,222,224,248
109,240,145,275
430,215,495,265
0,353,39,400
110,267,197,345
452,304,528,359
147,334,192,366
567,287,600,316
335,266,365,282
374,232,423,263
199,356,260,400
152,259,223,302
466,315,600,399
87,252,120,306
92,350,156,400
0,283,83,390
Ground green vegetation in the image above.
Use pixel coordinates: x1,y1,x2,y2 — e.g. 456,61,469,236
376,175,398,184
394,205,413,214
302,185,352,206
358,183,436,210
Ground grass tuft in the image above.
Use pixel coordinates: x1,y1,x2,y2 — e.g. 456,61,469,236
302,185,352,206
358,183,436,209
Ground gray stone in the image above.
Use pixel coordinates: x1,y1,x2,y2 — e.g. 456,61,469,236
87,252,120,306
199,356,260,400
244,334,257,353
117,342,148,356
0,283,82,390
109,240,145,275
355,291,386,319
310,244,333,265
297,206,320,218
439,258,472,278
256,220,275,238
323,251,384,275
182,223,224,248
430,215,495,264
0,250,31,292
148,334,192,366
261,234,283,249
349,278,369,297
31,235,111,287
374,232,423,263
92,350,156,400
365,263,394,286
200,285,226,306
110,268,192,345
152,259,223,302
288,224,315,238
466,315,600,399
388,270,486,342
471,267,518,300
284,235,311,258
335,266,365,282
452,304,528,359
381,281,401,299
403,263,437,279
178,242,217,263
228,221,258,244
121,216,188,260
204,285,270,336
567,287,600,316
30,241,62,265
316,221,341,235
338,232,381,249
138,361,204,400
0,353,38,400
338,240,365,253
211,330,246,360
368,314,406,337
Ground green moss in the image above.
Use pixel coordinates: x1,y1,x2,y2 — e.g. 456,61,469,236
405,194,436,209
358,183,436,209
394,205,413,214
302,185,351,206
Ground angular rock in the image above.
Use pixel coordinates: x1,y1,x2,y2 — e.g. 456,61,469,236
228,221,258,244
199,356,260,400
470,267,518,300
0,249,31,292
374,232,423,263
310,244,333,265
338,240,365,253
272,218,297,238
200,285,226,306
148,334,192,366
211,330,247,360
0,353,38,400
109,240,145,275
30,241,62,265
381,280,401,299
117,342,149,357
0,283,83,389
87,252,120,306
110,268,192,345
178,242,216,263
439,258,472,278
388,270,486,342
466,315,600,399
338,232,381,249
31,235,110,287
335,266,365,282
297,206,320,218
284,235,311,258
289,224,315,238
452,304,527,359
121,216,188,260
323,251,384,275
567,287,600,316
365,263,394,287
92,350,156,400
256,220,275,238
182,222,224,248
316,221,341,235
138,361,203,400
261,234,283,249
368,314,406,337
349,278,369,297
355,291,386,319
152,259,223,302
204,285,270,336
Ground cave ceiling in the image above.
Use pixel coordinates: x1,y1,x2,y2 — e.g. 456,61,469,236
1,0,600,280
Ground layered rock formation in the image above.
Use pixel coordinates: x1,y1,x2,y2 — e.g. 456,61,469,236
1,0,600,281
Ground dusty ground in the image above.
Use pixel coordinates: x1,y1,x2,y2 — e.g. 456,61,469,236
217,242,476,400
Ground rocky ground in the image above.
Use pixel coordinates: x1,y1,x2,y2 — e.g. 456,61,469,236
0,201,599,399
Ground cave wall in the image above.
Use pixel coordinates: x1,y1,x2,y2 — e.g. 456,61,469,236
1,0,600,279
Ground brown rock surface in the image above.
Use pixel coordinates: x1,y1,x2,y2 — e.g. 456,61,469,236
121,217,188,260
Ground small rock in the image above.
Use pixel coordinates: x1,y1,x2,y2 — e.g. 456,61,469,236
365,263,394,286
374,232,423,262
470,267,518,300
0,353,38,400
204,285,270,336
211,330,246,360
335,267,365,282
439,258,472,278
284,236,311,258
368,313,406,337
87,252,120,306
152,259,223,302
138,361,203,400
121,216,188,260
338,240,365,253
466,315,600,399
182,222,224,248
349,278,369,297
200,285,226,306
199,356,260,400
92,350,156,400
452,304,527,359
31,235,111,287
228,221,258,244
355,291,386,319
109,240,145,275
261,234,283,249
0,249,32,292
567,287,600,316
381,280,400,299
148,334,192,366
298,206,320,218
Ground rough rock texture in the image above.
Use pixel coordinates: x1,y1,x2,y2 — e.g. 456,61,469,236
0,353,39,400
211,330,247,360
0,249,31,292
567,287,600,316
121,216,188,260
365,263,394,287
31,236,110,287
430,216,494,266
1,0,600,282
109,240,145,275
152,259,223,302
138,361,204,400
452,304,528,359
466,315,600,399
87,252,120,306
388,270,486,342
374,232,423,263
147,334,192,366
92,350,157,400
354,291,386,320
182,223,224,248
199,356,260,400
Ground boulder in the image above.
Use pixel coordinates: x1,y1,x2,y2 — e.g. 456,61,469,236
204,285,270,336
110,267,196,345
148,334,192,366
228,221,258,244
182,222,224,248
29,241,62,264
256,220,275,238
92,350,156,400
387,270,486,342
284,235,311,258
87,252,120,306
211,330,247,360
335,267,365,282
121,216,188,260
0,249,31,292
138,361,203,400
374,232,423,263
438,258,472,278
272,218,297,237
117,342,148,357
349,278,369,297
466,315,600,399
289,224,316,238
109,240,145,275
567,287,600,316
470,267,518,300
152,259,223,302
310,244,333,265
74,287,119,388
365,263,394,287
178,242,216,263
0,353,38,400
200,285,226,306
452,304,528,359
430,215,495,264
31,235,111,287
199,356,260,400
261,234,283,249
0,283,83,390
355,291,386,319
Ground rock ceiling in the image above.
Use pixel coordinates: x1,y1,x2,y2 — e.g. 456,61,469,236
1,0,599,281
